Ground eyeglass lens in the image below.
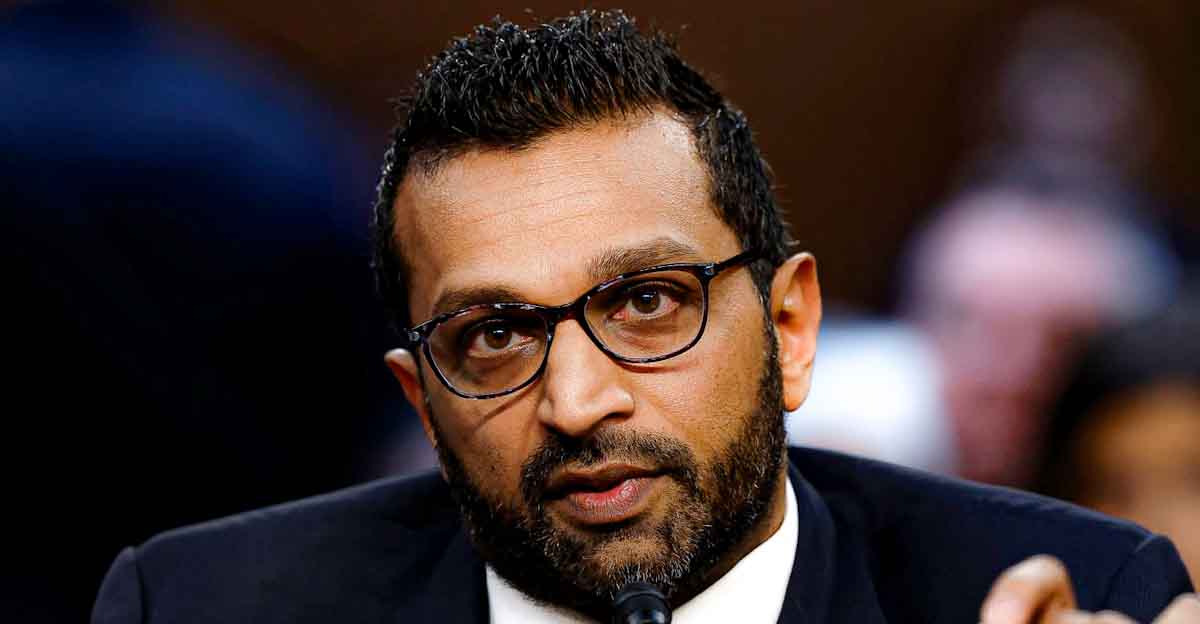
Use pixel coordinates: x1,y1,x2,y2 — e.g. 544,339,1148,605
426,269,707,397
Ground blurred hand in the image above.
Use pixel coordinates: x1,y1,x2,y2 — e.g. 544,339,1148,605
980,554,1200,623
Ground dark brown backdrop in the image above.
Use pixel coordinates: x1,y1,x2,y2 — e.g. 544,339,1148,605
151,0,1199,311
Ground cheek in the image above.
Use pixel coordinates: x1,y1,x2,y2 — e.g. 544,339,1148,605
630,304,767,460
427,389,541,507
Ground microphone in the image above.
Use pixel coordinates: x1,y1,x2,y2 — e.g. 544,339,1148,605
611,582,671,624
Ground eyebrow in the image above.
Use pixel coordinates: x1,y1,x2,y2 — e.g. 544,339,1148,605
429,285,527,320
427,237,705,320
585,237,704,283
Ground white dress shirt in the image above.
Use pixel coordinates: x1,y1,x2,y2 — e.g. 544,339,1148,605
487,476,799,624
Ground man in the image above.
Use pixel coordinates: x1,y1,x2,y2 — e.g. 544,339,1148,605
92,11,1196,623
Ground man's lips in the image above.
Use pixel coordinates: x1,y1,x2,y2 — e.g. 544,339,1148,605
544,464,666,526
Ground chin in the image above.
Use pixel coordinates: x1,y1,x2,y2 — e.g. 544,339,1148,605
582,533,675,576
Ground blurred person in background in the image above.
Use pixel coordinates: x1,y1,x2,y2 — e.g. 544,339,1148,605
971,6,1155,196
1035,293,1200,583
968,2,1200,283
901,185,1178,487
897,5,1182,488
1,1,423,621
803,5,1188,487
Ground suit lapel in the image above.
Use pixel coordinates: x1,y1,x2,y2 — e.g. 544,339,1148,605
778,463,836,623
778,457,889,623
407,527,489,623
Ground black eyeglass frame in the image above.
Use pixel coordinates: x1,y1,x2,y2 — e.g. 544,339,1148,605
402,250,761,399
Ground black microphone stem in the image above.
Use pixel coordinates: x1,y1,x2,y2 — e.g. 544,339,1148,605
611,582,671,624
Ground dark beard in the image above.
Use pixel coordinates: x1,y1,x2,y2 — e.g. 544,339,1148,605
429,332,787,621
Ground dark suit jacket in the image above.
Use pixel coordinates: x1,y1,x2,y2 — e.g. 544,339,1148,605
92,447,1194,623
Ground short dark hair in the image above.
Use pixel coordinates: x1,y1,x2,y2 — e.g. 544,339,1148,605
372,10,792,331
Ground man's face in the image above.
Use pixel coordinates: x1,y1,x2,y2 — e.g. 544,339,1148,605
388,112,806,615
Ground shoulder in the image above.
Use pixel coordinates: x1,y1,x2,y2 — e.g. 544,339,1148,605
142,468,459,547
787,446,1190,619
789,446,1147,544
110,471,466,622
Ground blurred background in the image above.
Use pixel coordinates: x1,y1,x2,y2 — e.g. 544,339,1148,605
2,0,1197,620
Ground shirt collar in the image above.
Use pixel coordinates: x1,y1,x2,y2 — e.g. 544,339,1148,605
486,475,800,624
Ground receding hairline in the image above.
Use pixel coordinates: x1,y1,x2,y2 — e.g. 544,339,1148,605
403,106,695,183
387,108,723,295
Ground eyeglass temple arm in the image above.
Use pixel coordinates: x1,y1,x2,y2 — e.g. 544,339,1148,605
710,249,760,275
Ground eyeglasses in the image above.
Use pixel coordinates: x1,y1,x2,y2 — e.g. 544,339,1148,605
402,250,759,399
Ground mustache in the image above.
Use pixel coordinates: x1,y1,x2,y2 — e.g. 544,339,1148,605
520,429,700,504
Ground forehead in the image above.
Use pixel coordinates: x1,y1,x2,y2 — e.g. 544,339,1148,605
393,112,741,321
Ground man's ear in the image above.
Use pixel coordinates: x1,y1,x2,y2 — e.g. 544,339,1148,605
384,349,438,453
769,253,822,411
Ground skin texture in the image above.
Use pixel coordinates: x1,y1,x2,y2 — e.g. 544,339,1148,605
383,111,821,615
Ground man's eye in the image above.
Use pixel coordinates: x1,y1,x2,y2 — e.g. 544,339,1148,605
632,288,665,314
464,319,533,356
615,283,683,320
483,325,513,349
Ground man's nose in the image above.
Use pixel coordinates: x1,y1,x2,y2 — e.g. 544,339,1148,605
535,319,635,438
